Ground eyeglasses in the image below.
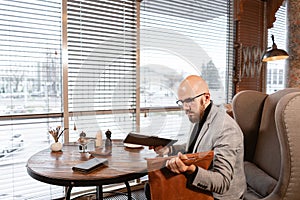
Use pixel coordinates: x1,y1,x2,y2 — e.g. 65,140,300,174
176,93,206,107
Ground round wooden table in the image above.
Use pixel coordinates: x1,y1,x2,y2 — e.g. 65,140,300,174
26,140,156,200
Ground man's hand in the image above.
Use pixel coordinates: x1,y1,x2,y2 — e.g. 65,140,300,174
149,145,169,156
166,152,196,174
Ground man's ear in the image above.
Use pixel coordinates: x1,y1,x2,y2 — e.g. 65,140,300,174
204,93,210,103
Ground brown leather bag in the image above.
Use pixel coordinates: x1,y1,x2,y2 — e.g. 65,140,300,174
147,151,214,200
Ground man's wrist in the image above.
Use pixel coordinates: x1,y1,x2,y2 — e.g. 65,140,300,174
186,164,196,174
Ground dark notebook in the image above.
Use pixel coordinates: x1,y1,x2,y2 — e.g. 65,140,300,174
123,132,177,147
72,158,108,173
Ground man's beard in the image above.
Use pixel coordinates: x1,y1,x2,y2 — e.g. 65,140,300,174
187,103,206,123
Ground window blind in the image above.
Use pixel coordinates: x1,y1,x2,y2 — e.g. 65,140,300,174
139,0,234,138
234,0,264,92
67,0,137,139
0,0,63,199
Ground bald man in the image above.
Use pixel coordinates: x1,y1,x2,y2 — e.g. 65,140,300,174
147,75,246,200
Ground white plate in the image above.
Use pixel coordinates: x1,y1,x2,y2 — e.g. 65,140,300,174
123,143,143,148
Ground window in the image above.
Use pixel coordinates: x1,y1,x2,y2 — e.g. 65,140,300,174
67,0,137,140
267,69,272,84
272,69,278,84
0,0,64,199
266,2,287,94
139,0,234,140
278,69,283,85
140,0,234,106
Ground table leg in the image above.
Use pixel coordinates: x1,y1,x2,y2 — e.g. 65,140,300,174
65,186,73,200
96,185,103,200
124,181,132,200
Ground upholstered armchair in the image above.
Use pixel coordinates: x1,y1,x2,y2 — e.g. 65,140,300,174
232,88,300,200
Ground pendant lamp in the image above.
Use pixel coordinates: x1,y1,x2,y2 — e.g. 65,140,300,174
262,35,289,62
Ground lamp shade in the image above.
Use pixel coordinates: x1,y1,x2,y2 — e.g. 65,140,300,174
262,35,289,62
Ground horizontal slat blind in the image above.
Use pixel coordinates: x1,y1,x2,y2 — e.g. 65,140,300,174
0,118,64,199
139,0,234,138
67,0,137,139
0,0,62,115
235,0,264,92
0,0,63,199
140,0,234,106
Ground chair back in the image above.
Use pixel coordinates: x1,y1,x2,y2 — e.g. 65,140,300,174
232,90,267,161
232,88,300,200
254,88,300,180
273,92,300,200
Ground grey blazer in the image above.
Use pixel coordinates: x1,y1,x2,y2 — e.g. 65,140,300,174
172,104,246,200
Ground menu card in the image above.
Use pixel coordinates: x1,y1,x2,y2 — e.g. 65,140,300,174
72,158,108,173
123,132,177,147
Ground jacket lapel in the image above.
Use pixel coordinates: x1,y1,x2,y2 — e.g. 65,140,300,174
192,105,217,152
